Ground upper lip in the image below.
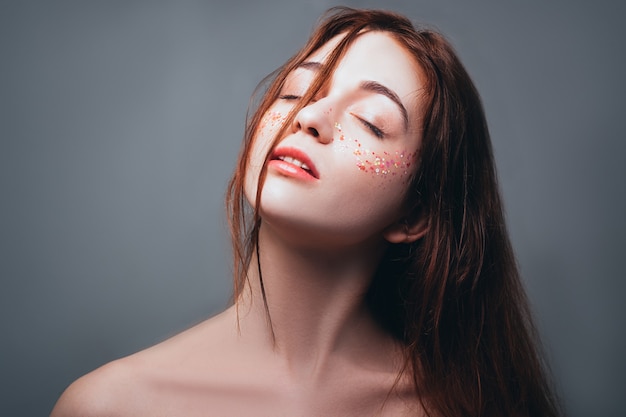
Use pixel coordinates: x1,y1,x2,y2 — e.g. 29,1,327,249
271,146,320,179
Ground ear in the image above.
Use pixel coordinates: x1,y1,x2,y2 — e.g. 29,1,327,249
383,215,428,244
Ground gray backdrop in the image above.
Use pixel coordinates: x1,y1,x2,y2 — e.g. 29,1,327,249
1,1,624,416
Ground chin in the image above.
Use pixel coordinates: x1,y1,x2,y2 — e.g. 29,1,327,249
258,208,383,252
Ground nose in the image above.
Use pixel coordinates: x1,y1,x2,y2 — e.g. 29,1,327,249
291,100,334,144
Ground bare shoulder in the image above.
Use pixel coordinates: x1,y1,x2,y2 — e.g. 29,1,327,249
50,358,141,417
50,308,238,417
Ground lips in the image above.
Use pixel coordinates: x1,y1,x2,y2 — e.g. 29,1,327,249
269,147,319,180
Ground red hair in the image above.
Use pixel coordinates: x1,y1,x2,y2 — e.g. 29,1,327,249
226,7,561,417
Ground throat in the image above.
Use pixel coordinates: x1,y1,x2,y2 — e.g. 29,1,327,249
235,225,389,375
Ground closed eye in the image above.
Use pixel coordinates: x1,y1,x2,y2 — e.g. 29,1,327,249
356,116,385,139
278,94,301,100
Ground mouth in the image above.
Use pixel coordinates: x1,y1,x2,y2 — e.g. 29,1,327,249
270,147,319,180
276,155,313,172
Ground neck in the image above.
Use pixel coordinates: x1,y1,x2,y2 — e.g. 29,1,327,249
236,220,392,379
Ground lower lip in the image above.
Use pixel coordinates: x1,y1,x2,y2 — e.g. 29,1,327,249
268,159,318,182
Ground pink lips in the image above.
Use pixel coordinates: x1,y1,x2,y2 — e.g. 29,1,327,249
269,147,319,181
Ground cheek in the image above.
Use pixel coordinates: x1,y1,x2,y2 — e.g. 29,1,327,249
245,110,288,203
250,110,288,167
334,122,418,186
259,110,288,132
353,147,416,181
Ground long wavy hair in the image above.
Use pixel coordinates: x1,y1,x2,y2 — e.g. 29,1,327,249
226,7,561,417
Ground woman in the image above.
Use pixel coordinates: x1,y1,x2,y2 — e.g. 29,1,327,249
51,7,561,417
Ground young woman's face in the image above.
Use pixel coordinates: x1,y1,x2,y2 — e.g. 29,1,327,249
246,31,426,249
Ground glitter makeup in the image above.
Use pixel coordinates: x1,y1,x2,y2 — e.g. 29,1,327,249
354,148,415,177
259,111,287,131
334,122,416,181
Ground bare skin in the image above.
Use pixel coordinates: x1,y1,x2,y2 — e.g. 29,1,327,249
51,32,427,417
52,225,421,417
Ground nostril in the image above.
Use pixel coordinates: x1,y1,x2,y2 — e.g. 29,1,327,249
308,127,319,137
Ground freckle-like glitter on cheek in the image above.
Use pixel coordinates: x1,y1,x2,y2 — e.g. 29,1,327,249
253,111,288,168
356,148,416,182
259,111,287,132
333,121,417,182
333,122,351,151
334,122,345,141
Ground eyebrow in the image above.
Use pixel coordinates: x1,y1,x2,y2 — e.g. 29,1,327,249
296,61,410,131
359,80,409,131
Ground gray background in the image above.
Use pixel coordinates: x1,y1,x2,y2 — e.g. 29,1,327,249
1,1,624,416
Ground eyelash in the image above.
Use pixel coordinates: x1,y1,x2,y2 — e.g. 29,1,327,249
278,94,301,100
357,117,385,139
